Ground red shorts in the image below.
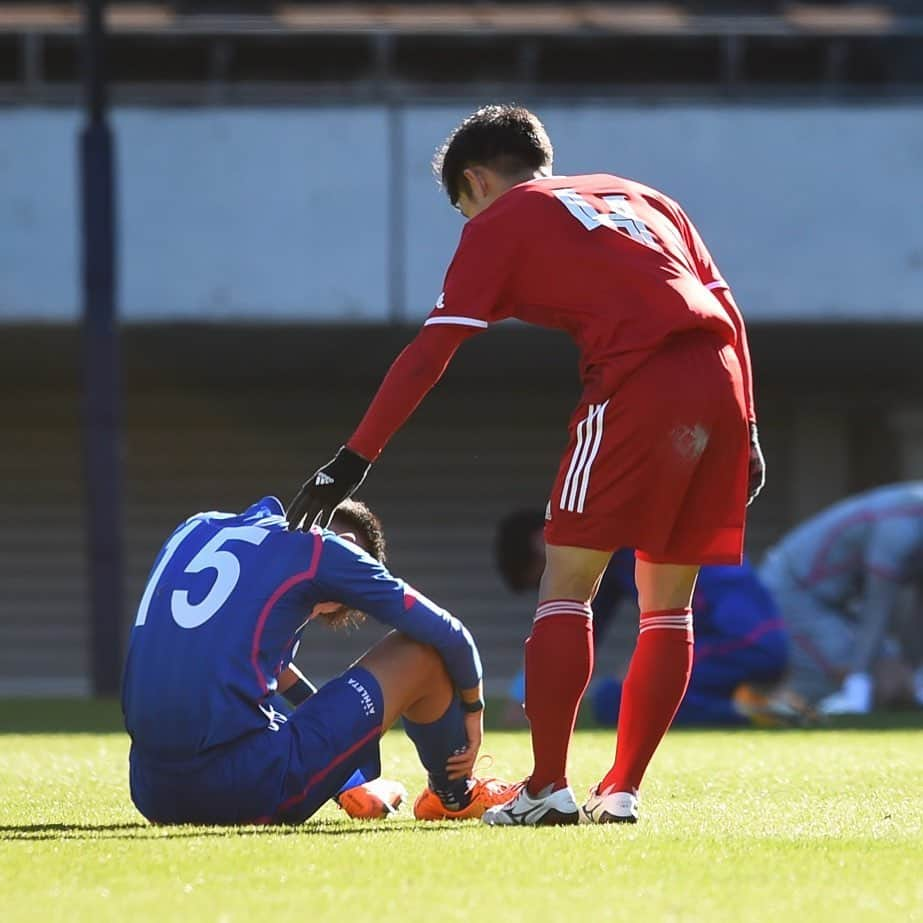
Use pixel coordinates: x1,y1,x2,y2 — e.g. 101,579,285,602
544,331,749,565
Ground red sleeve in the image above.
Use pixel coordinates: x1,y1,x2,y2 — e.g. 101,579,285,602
346,324,482,462
673,203,728,293
674,204,756,423
347,206,521,462
425,206,518,330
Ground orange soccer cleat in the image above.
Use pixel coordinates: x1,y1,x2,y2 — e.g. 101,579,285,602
732,684,821,728
336,778,408,819
413,776,521,821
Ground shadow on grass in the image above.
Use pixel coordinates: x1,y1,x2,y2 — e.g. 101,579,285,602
0,820,451,842
2,698,920,736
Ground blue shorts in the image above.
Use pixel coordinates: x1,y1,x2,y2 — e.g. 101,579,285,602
129,666,384,825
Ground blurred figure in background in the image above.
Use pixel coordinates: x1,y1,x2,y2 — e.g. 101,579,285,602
496,510,801,729
760,483,923,716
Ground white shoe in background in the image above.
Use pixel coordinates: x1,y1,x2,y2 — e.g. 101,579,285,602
818,672,873,716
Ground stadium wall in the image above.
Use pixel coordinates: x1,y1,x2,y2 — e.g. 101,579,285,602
2,102,923,323
3,323,922,696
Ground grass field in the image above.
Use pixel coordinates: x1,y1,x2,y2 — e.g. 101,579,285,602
1,702,921,923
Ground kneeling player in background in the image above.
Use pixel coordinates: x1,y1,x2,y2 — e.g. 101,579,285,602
497,511,805,730
760,483,923,715
122,497,514,825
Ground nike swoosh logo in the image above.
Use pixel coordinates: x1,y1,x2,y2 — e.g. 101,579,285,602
507,803,550,825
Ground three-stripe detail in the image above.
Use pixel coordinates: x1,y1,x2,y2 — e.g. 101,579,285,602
534,599,593,624
559,400,609,514
638,608,693,637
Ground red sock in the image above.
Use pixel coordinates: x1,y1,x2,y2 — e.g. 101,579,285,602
524,602,594,795
600,608,694,794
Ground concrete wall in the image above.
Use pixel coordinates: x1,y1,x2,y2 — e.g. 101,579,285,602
2,103,922,322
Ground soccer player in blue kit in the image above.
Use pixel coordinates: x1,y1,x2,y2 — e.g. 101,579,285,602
122,497,514,825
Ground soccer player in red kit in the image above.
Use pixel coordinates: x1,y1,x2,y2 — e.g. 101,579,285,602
287,105,765,825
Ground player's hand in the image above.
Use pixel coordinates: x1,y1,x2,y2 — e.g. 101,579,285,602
445,709,483,781
747,422,765,506
286,446,371,530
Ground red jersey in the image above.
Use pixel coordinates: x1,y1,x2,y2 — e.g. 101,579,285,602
348,173,754,462
430,174,736,402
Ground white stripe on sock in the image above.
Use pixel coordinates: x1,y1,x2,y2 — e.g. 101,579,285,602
534,600,593,623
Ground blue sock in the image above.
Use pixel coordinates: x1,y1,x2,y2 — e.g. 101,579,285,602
337,769,366,795
402,699,470,810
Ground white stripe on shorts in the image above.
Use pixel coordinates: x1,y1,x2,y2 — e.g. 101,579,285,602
575,400,608,513
560,402,608,514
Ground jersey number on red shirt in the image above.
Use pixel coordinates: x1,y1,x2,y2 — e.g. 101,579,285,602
552,188,659,250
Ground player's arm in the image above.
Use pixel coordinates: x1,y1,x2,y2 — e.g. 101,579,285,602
313,536,484,696
284,324,478,530
277,663,317,706
712,287,765,505
348,323,482,462
286,215,515,531
709,286,755,424
672,204,755,422
672,202,764,503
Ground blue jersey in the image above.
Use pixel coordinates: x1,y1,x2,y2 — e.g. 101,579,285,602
122,497,482,760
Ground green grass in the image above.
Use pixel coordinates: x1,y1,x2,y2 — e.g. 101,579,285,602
1,702,921,923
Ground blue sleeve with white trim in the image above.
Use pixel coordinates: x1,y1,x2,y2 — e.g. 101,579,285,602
312,534,483,690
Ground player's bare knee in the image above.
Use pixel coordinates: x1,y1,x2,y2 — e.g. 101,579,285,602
539,545,611,602
378,631,444,682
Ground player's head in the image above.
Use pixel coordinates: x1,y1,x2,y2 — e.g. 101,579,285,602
495,509,547,593
329,498,386,564
312,499,386,629
434,104,553,220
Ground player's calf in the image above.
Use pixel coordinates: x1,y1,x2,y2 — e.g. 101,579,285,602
358,632,514,820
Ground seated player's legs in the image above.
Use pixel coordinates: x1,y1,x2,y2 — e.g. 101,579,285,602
286,632,514,823
131,633,503,826
279,632,465,824
131,677,382,827
129,694,293,825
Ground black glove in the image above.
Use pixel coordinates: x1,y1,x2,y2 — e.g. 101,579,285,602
747,422,765,506
286,446,371,530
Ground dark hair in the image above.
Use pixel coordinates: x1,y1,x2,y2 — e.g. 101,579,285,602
495,509,546,593
433,105,553,207
317,499,386,631
330,498,386,563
